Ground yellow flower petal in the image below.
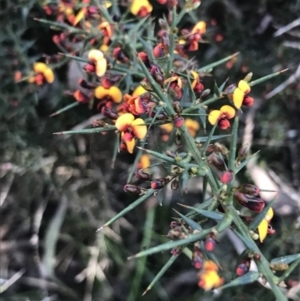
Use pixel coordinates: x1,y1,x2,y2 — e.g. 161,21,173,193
115,113,135,132
94,86,108,99
95,58,107,77
208,110,221,125
132,85,147,97
190,70,199,89
139,154,150,169
203,260,219,272
100,44,109,53
73,8,85,25
220,105,236,119
88,49,104,62
131,118,147,139
108,86,122,103
192,21,206,35
43,68,54,83
185,118,200,137
131,0,152,15
233,88,244,109
238,80,251,94
265,207,274,222
125,137,136,154
258,219,268,243
160,123,174,133
199,271,223,291
33,62,48,73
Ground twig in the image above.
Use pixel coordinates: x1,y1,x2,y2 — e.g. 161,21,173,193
274,18,300,37
265,64,300,100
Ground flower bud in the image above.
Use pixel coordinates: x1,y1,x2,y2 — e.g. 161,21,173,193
101,107,118,119
220,170,233,184
158,19,168,30
78,79,95,89
151,178,168,189
238,184,260,196
234,192,265,213
153,43,165,58
135,169,151,180
243,96,254,107
204,237,216,252
124,184,142,194
138,52,151,68
223,83,236,95
214,142,229,157
84,63,96,73
236,262,250,276
237,144,249,162
200,89,211,99
73,90,90,103
173,101,183,114
207,153,226,170
171,246,182,256
165,150,176,158
192,247,204,269
243,72,253,82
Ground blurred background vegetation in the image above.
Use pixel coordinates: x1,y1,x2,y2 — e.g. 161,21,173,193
1,0,300,300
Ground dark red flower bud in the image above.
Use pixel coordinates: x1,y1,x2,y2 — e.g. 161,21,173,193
193,82,204,93
151,178,167,189
138,52,151,68
124,184,142,194
236,263,250,276
173,115,184,128
204,237,216,252
153,43,165,58
220,170,233,184
192,247,203,269
84,63,96,73
101,107,118,119
218,118,231,130
234,192,265,213
78,79,96,89
73,90,90,103
101,78,113,89
243,96,254,107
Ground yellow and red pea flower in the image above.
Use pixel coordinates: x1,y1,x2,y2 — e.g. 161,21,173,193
130,0,153,17
258,207,274,243
73,90,90,103
138,154,151,169
208,105,236,130
164,75,183,99
115,113,147,154
94,85,122,103
28,62,54,85
190,70,204,93
132,85,147,97
99,21,114,45
232,80,252,109
123,94,149,116
198,260,224,291
86,49,107,77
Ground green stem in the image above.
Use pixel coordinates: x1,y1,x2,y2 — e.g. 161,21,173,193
166,7,177,77
128,206,156,301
